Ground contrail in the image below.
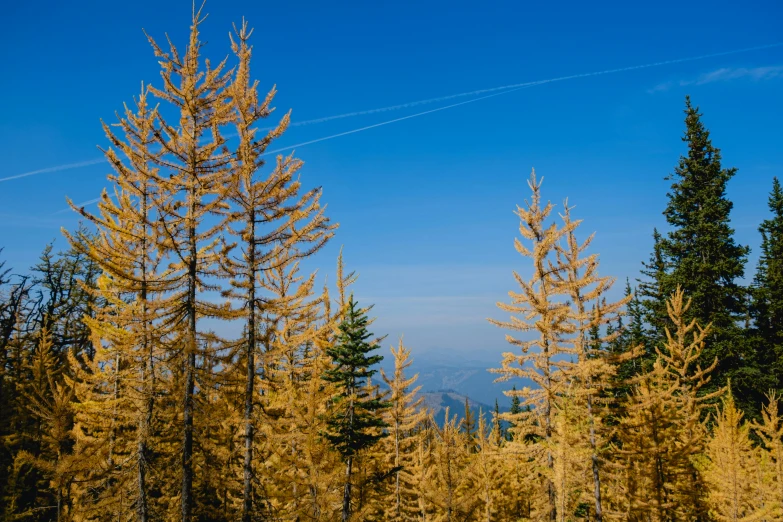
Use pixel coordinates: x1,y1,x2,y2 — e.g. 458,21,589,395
58,89,524,212
258,41,783,131
4,41,781,184
53,196,104,214
261,86,530,157
0,158,104,183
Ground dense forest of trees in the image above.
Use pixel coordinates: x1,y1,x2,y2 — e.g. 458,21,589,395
1,9,783,522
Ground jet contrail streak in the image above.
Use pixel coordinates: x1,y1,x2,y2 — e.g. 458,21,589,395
260,86,529,157
53,196,104,214
259,41,783,131
0,158,104,183
3,41,781,184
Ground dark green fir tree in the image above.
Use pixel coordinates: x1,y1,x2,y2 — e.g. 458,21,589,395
751,177,783,394
638,229,669,348
322,296,389,522
642,96,755,413
493,399,504,443
507,385,522,441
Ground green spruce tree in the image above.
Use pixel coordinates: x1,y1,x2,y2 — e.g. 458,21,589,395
642,96,754,413
507,385,521,441
752,177,783,394
638,229,669,350
323,296,389,521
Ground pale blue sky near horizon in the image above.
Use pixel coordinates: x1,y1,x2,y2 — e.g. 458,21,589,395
1,0,782,365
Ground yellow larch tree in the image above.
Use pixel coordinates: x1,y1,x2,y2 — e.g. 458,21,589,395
554,202,634,521
471,410,502,522
422,408,478,521
219,19,334,521
258,251,357,520
704,389,773,521
550,384,591,521
610,359,679,520
379,338,427,521
751,393,783,517
19,328,75,522
614,288,722,521
260,253,337,520
63,84,171,521
142,7,237,519
412,420,437,520
488,169,576,520
657,288,723,518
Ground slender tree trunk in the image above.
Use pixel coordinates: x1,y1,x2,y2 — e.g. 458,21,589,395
182,196,197,522
588,392,603,522
138,304,153,522
182,344,195,522
395,420,401,518
543,342,556,522
342,456,353,522
243,225,256,522
137,435,149,522
137,187,152,522
108,352,121,470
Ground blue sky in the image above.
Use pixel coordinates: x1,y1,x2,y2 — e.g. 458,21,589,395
1,0,782,365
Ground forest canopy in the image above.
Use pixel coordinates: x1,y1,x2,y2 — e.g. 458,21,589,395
1,7,782,522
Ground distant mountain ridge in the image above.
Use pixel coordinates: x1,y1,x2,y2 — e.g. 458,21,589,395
403,360,527,408
420,390,504,427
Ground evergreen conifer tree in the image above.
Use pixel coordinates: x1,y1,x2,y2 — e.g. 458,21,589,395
751,177,783,394
322,297,389,521
639,229,669,349
641,97,752,411
507,385,521,441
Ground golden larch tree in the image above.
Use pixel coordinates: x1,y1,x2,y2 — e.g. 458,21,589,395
142,7,236,518
752,392,783,516
554,202,634,521
704,389,773,521
64,84,171,521
219,19,334,521
489,169,578,520
615,288,722,520
380,338,426,521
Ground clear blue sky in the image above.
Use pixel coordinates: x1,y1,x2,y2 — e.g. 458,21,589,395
1,0,781,365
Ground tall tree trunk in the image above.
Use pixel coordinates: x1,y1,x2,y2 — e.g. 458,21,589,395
182,198,197,522
138,304,153,522
243,228,256,522
137,185,152,522
394,420,401,518
342,456,353,522
543,340,556,522
588,394,602,522
182,345,195,522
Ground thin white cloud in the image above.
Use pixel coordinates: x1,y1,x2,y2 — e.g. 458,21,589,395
650,65,783,92
692,65,783,84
